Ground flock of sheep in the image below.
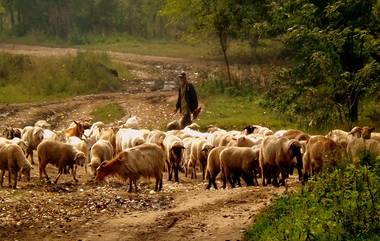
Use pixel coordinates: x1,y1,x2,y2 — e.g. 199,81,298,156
1,116,380,192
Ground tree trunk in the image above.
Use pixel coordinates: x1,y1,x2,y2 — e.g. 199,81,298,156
348,90,359,128
218,31,232,85
10,9,15,28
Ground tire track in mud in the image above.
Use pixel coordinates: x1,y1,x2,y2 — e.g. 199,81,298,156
75,179,298,241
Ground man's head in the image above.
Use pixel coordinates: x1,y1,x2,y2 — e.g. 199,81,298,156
178,71,187,85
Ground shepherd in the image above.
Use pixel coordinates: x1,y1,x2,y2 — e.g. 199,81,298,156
174,71,202,128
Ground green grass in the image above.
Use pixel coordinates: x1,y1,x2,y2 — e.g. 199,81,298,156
0,33,284,64
91,103,125,124
0,52,131,103
197,94,298,131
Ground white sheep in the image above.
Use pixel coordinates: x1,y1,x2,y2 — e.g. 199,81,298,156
21,126,44,165
115,128,145,154
163,135,185,182
188,139,214,180
67,136,89,173
89,139,113,176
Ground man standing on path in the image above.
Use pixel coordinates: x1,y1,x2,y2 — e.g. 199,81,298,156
174,71,201,128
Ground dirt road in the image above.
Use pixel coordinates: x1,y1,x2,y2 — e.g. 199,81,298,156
0,44,298,241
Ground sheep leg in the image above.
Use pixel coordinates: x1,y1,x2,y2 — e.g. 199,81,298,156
54,170,63,184
168,162,173,181
206,178,212,189
296,157,303,181
201,163,206,180
272,168,280,187
155,175,159,191
133,180,138,193
227,174,235,188
12,171,17,189
280,170,287,186
17,169,22,181
221,168,227,189
174,163,179,182
0,170,4,187
261,166,267,186
8,168,12,188
212,177,218,190
159,173,163,191
30,150,35,165
253,171,259,186
128,179,133,192
71,167,78,183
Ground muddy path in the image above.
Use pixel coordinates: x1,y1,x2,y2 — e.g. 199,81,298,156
0,44,299,241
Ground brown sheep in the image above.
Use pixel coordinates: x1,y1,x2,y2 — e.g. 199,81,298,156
205,146,227,189
0,144,32,189
3,127,22,139
21,126,44,165
188,139,214,180
260,136,303,186
65,121,85,139
220,146,260,188
163,135,185,182
89,140,113,176
303,136,346,182
37,140,86,184
96,143,165,192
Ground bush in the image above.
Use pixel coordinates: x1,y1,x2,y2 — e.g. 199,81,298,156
245,157,380,241
0,52,123,102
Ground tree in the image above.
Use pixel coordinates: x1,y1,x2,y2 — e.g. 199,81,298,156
162,0,239,84
268,0,380,127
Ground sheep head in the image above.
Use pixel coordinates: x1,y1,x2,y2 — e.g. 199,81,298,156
96,152,126,181
170,142,185,161
349,126,363,138
362,126,375,139
74,151,86,166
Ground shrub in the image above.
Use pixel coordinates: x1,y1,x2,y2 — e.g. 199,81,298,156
245,157,380,241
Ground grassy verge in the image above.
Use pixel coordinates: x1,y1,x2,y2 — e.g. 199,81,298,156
245,156,380,241
196,75,299,131
0,33,284,64
0,52,131,103
197,94,297,131
90,103,125,124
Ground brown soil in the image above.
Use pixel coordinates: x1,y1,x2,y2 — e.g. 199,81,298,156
0,44,299,241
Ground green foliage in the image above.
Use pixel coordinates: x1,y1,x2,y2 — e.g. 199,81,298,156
0,0,168,39
0,52,123,103
91,103,125,123
197,75,298,131
266,0,380,127
246,157,380,241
